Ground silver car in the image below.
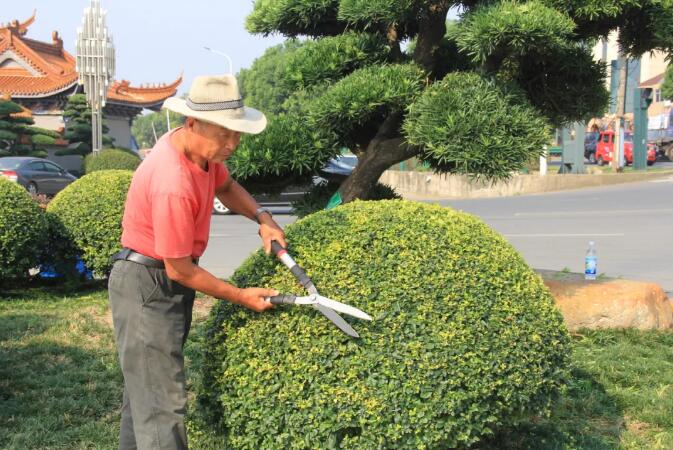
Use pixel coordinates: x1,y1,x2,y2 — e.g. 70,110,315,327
0,157,77,196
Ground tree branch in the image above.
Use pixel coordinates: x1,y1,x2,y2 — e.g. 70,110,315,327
412,3,451,77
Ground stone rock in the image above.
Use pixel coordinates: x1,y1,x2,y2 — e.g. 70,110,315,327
537,270,673,331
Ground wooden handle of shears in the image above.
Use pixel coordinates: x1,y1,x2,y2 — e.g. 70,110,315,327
271,240,315,291
265,294,296,305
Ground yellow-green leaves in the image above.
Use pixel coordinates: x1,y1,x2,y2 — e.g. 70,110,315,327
199,200,571,448
47,170,132,276
0,178,46,282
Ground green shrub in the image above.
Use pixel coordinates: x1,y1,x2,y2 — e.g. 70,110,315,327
198,200,570,449
47,170,133,276
84,148,141,174
37,211,81,280
0,178,46,282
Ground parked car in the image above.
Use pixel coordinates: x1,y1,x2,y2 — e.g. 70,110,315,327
584,131,599,164
0,157,77,195
594,131,656,166
212,154,358,215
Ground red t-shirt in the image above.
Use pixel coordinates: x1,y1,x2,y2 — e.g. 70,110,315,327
121,129,229,259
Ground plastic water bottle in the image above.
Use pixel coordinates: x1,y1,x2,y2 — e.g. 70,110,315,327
584,241,597,280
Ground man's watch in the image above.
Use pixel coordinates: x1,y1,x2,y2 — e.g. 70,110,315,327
254,207,272,223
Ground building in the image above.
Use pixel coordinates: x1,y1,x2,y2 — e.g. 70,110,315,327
592,31,670,138
0,11,181,150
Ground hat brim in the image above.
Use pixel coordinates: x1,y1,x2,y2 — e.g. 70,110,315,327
162,97,267,135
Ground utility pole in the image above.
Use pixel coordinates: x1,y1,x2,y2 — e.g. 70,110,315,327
612,54,628,171
76,0,115,156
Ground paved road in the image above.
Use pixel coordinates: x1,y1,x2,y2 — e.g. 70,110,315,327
438,174,673,293
201,175,673,293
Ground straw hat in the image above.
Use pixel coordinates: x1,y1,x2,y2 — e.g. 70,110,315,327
162,74,266,134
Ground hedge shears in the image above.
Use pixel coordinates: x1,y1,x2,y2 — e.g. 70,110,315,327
265,241,372,338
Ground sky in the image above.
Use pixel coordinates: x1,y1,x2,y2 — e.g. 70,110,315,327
2,0,285,95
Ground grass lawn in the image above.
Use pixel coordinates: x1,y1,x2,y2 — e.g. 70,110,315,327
1,286,672,449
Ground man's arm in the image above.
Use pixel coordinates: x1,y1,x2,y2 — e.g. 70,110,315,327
163,256,275,312
215,178,287,253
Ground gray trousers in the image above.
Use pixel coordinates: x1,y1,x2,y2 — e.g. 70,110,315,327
108,260,195,450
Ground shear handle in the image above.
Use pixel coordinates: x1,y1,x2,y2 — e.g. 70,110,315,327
271,240,315,291
265,294,297,305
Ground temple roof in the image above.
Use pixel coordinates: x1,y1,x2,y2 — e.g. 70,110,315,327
0,11,180,106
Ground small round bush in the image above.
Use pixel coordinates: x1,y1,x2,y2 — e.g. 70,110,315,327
84,148,141,174
0,178,46,282
198,200,570,449
47,170,133,276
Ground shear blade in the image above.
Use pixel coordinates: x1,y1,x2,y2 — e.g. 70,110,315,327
313,303,359,338
316,295,373,321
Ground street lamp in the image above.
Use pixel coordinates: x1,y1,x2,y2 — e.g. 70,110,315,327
76,0,115,156
203,46,233,74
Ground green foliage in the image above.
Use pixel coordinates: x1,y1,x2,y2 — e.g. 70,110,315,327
198,200,570,449
0,99,58,158
131,109,185,149
238,41,304,116
247,0,344,37
291,180,400,217
541,0,673,57
454,1,576,70
403,72,551,180
0,178,46,282
337,0,422,36
243,0,671,201
228,114,338,185
283,32,391,91
83,148,141,174
47,170,133,276
62,94,113,154
663,64,673,101
37,212,81,280
309,63,426,149
512,44,609,125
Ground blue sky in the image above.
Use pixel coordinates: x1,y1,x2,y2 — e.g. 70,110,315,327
2,1,285,95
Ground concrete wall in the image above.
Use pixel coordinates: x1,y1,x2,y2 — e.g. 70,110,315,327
105,116,133,149
379,170,672,200
45,149,83,176
33,113,64,131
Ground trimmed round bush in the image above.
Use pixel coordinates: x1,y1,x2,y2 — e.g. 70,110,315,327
198,200,570,449
47,170,133,276
84,148,141,174
0,178,46,282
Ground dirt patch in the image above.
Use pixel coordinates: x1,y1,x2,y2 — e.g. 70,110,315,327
193,295,217,322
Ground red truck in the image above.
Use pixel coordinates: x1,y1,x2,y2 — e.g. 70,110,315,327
594,130,656,166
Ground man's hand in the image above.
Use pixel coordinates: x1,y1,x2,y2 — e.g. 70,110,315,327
236,287,278,312
258,213,287,254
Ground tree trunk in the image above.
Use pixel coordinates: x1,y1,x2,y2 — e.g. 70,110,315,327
338,137,417,203
612,54,628,170
412,4,450,76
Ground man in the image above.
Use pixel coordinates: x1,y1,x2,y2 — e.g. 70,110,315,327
108,74,284,450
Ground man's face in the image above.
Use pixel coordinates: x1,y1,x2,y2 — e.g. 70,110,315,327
187,119,241,163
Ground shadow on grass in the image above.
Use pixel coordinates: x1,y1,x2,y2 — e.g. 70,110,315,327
0,312,121,449
477,368,623,450
0,278,108,301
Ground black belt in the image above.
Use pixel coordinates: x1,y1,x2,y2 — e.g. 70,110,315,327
111,248,200,269
111,248,165,268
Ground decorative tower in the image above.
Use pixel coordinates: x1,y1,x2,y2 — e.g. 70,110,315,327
75,0,115,155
